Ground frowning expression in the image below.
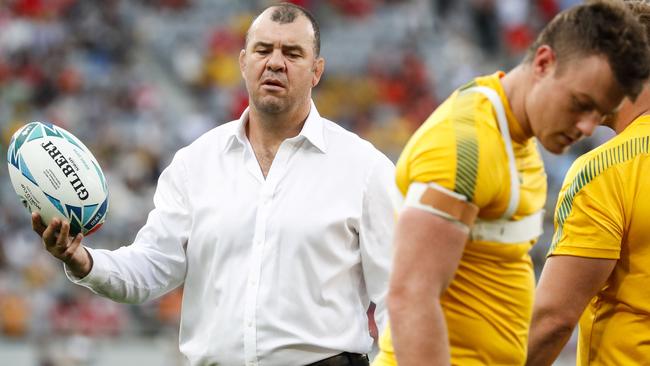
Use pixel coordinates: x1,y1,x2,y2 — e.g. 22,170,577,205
239,8,324,115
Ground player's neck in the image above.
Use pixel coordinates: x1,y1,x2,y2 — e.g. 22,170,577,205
615,108,650,134
614,87,650,134
500,65,533,139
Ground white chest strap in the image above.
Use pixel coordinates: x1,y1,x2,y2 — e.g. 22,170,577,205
461,86,543,243
463,86,519,218
470,211,544,244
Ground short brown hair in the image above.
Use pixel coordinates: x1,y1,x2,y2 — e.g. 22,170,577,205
627,1,650,41
525,0,650,99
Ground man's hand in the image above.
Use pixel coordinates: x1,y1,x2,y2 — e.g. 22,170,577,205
31,212,93,278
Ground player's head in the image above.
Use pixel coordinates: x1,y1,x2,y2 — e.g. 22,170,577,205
604,0,650,132
240,3,324,116
522,0,650,153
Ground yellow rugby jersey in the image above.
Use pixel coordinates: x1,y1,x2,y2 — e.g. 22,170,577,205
374,72,547,366
549,116,650,365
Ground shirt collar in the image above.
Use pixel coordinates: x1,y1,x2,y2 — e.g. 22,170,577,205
299,100,327,153
223,100,327,153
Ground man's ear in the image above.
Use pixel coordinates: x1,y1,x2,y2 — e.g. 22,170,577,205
239,49,247,80
312,57,325,87
531,45,557,80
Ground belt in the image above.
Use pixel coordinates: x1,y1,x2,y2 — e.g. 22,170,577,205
305,352,369,366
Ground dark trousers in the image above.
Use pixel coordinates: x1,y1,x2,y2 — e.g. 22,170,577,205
305,352,369,366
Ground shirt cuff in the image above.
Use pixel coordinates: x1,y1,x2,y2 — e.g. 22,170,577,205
550,244,620,260
63,246,109,287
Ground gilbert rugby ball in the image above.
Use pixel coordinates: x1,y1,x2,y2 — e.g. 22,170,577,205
7,122,109,236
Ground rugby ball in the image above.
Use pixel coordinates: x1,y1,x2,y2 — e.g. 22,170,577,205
7,122,109,236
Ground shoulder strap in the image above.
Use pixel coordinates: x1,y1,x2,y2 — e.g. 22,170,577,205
461,86,519,219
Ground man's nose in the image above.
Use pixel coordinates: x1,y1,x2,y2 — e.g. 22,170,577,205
266,49,286,72
576,111,600,137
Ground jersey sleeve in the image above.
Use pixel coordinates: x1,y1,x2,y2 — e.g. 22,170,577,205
396,97,507,210
401,120,459,194
549,160,625,259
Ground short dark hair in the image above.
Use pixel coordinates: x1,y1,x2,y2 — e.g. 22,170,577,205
246,2,321,57
627,1,650,42
524,0,650,100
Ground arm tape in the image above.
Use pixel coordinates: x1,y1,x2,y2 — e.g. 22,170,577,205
404,182,478,229
403,182,479,228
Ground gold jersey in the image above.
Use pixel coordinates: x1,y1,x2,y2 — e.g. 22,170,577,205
549,116,650,365
374,72,547,365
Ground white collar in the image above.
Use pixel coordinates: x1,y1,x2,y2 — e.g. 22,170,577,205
223,100,327,154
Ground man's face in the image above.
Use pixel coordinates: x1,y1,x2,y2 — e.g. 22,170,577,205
526,49,625,154
239,9,324,115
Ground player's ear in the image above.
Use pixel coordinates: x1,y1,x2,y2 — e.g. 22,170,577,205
531,45,557,80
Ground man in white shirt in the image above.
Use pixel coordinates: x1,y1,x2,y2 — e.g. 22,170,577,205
32,3,397,366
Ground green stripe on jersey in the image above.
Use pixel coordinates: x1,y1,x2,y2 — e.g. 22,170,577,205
550,136,650,252
452,95,479,201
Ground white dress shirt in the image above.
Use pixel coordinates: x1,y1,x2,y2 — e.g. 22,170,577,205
68,102,398,366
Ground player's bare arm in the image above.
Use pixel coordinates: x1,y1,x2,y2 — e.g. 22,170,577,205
388,208,470,366
527,255,616,366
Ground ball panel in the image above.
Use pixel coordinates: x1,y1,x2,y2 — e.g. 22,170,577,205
43,191,67,216
8,162,69,228
17,154,38,186
26,123,44,141
84,198,109,230
8,122,39,158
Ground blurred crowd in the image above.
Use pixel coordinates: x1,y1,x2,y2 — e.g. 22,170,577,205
0,0,604,364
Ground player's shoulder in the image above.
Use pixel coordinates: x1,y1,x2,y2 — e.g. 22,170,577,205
321,118,392,165
402,90,503,163
565,126,650,185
